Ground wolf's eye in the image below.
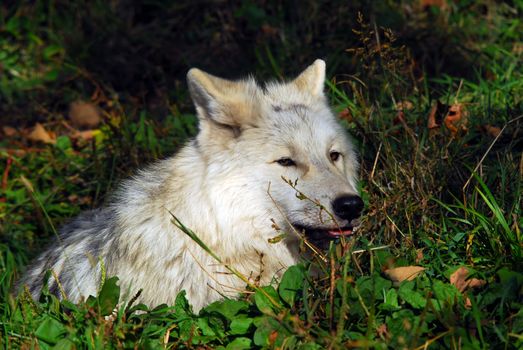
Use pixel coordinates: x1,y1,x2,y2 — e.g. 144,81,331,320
276,158,296,167
330,151,341,162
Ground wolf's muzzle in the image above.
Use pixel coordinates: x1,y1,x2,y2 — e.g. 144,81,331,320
332,194,364,221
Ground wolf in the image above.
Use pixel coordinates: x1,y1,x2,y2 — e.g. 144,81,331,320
17,59,363,311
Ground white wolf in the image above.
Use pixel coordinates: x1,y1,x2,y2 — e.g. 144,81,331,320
18,59,363,311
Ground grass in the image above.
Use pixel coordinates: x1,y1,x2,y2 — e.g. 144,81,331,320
1,1,523,349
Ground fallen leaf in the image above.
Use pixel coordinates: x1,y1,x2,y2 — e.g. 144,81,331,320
464,296,472,309
0,148,27,157
427,103,439,129
69,101,101,129
27,123,55,144
484,125,501,138
68,194,92,205
339,108,353,122
2,126,17,137
269,330,278,345
427,100,448,130
444,103,468,137
2,157,12,190
421,0,447,9
394,110,406,124
383,266,425,285
396,100,414,110
261,24,279,37
513,42,523,55
71,129,100,141
376,323,389,339
450,267,486,293
415,249,424,264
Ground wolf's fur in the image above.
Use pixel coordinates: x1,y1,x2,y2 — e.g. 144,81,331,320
18,60,360,311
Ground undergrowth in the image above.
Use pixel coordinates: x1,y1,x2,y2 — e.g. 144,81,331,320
1,1,522,349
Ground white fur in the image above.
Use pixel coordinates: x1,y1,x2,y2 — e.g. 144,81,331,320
19,59,359,311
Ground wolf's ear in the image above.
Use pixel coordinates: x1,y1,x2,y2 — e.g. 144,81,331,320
187,68,257,130
292,59,326,97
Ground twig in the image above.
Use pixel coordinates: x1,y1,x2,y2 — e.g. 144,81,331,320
267,181,327,262
2,156,12,191
454,79,464,103
186,248,247,294
329,253,336,330
351,245,390,255
170,212,282,309
370,142,382,180
462,114,523,191
413,329,453,350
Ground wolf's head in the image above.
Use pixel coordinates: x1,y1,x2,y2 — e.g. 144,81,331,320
187,60,363,250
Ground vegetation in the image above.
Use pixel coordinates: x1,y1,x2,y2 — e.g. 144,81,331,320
1,1,522,348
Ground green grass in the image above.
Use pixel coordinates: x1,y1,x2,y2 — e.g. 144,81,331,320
1,1,523,349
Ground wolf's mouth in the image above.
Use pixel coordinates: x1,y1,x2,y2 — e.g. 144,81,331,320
293,224,355,250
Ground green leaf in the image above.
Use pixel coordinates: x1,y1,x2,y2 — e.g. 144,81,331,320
174,290,193,315
253,316,276,347
225,337,252,350
43,69,59,82
204,299,249,320
398,282,426,309
298,343,324,350
253,316,290,347
98,276,120,315
230,317,253,335
278,265,305,306
43,45,64,60
55,135,72,151
35,316,67,345
380,288,400,311
197,317,217,337
254,286,281,314
53,338,75,350
432,280,460,305
386,309,423,340
179,319,198,341
373,274,393,300
497,268,523,286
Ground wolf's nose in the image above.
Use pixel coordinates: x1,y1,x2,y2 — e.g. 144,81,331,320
332,195,364,221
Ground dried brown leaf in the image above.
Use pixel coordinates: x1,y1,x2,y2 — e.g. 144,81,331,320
339,108,353,122
396,100,414,111
69,101,101,129
1,148,27,157
269,330,278,345
71,129,100,141
376,323,389,339
450,266,486,293
2,126,18,137
513,42,523,55
415,249,424,264
261,24,279,37
383,266,425,285
68,194,92,205
427,103,439,129
27,123,55,144
484,125,501,138
444,103,468,137
421,0,447,9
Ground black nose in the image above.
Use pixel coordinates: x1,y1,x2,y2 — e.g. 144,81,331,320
332,195,364,221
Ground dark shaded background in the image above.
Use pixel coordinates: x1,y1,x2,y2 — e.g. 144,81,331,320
0,0,508,123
